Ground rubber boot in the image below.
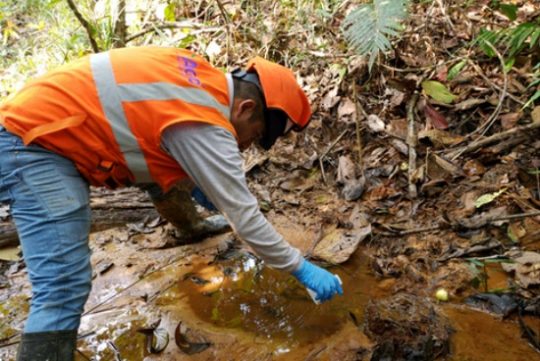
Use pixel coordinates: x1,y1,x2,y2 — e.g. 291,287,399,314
151,183,230,245
173,214,231,243
16,330,77,361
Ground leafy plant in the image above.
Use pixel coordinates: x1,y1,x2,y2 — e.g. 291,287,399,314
474,3,540,107
342,0,409,70
466,257,513,292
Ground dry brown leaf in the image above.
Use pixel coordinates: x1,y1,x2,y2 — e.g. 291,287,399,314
387,118,408,139
457,206,507,229
500,112,522,130
419,129,464,148
454,98,486,111
367,114,386,132
337,156,356,184
463,160,486,177
502,251,540,288
386,88,406,108
313,225,371,264
532,106,540,123
337,98,356,121
429,154,464,178
322,87,340,110
280,170,317,192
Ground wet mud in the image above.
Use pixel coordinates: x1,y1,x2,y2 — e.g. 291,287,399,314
0,217,539,360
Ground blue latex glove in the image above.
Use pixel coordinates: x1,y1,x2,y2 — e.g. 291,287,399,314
292,259,343,303
191,187,217,211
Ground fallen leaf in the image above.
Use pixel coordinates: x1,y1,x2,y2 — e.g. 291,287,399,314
475,188,506,208
532,106,540,123
447,60,467,81
280,170,317,192
313,225,371,264
502,251,540,288
424,103,448,129
138,327,169,354
337,156,356,184
463,160,486,177
432,154,464,177
175,322,212,355
386,88,406,108
0,246,20,262
418,129,464,148
458,206,507,229
436,66,448,81
367,114,386,132
322,87,341,110
337,98,356,121
421,80,457,104
454,98,486,111
500,112,522,130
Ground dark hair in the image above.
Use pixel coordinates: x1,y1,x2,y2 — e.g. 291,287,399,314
232,78,265,122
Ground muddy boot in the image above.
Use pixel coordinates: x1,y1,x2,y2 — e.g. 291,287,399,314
17,330,77,361
151,183,230,245
173,214,231,243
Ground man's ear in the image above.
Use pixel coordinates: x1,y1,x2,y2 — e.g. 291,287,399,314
237,99,256,120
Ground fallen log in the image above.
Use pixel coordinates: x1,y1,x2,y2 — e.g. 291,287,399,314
0,187,158,248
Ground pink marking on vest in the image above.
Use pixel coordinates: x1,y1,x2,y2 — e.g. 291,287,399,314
177,56,201,86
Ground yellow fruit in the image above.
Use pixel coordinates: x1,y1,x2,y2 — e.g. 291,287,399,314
435,288,449,301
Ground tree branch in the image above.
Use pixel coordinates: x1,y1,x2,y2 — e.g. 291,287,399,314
66,0,99,53
407,92,419,198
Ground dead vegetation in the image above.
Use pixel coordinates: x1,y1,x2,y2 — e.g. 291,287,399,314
0,0,539,360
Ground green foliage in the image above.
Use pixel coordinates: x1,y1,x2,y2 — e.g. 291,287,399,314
474,3,540,107
342,0,409,70
522,62,540,109
466,257,513,292
447,60,467,81
475,21,540,60
421,80,457,104
0,0,88,96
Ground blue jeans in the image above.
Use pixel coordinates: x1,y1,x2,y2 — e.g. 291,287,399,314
0,125,92,333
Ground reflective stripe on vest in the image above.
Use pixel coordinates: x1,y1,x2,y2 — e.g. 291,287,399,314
90,52,230,183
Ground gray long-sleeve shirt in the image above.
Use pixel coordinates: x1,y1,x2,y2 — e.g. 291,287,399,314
161,123,302,272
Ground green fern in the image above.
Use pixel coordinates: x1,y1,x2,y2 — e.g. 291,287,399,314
476,21,540,59
342,0,409,70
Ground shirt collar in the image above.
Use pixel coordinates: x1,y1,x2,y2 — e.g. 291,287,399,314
225,73,234,116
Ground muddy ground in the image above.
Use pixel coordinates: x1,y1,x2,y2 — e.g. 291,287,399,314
0,162,539,361
1,1,540,360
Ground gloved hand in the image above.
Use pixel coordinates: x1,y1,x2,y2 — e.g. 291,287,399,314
292,259,343,303
191,187,217,211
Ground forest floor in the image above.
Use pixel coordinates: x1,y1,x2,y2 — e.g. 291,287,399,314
1,0,540,360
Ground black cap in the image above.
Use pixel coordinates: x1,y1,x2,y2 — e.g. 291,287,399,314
231,69,289,150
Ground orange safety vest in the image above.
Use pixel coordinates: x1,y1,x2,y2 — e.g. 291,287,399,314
0,47,237,192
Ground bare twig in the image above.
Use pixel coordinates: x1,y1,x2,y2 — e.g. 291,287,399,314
447,119,540,159
317,129,348,185
112,0,127,48
471,41,509,138
214,0,232,64
318,129,349,161
319,156,328,185
125,22,220,43
66,0,99,53
352,83,365,176
467,59,524,105
407,92,420,198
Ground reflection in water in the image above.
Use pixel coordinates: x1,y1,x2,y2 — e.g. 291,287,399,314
178,252,365,346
